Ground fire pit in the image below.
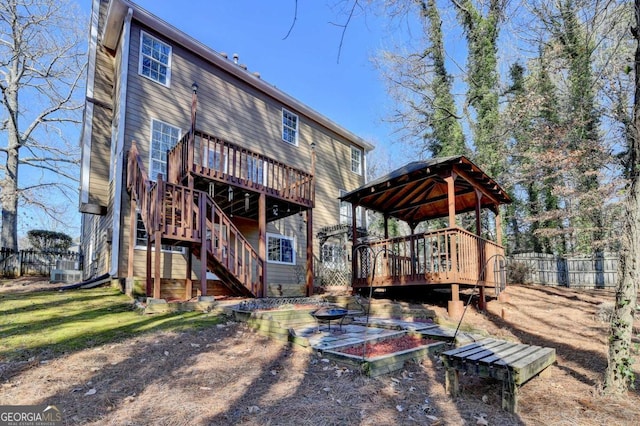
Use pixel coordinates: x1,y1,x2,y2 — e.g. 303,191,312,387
310,306,348,332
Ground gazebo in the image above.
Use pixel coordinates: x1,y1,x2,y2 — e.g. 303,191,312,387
339,155,512,317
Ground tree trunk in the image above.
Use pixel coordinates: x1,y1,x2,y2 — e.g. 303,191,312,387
603,0,640,394
1,75,20,252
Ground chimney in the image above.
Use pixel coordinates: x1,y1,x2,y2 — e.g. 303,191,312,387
233,53,239,64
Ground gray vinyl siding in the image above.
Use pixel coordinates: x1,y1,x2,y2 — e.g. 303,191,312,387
110,19,365,291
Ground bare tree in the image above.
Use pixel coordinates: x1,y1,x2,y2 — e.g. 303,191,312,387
0,0,85,250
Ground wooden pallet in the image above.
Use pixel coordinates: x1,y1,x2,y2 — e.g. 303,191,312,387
441,338,556,413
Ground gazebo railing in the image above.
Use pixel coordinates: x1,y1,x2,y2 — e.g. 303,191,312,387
354,227,504,288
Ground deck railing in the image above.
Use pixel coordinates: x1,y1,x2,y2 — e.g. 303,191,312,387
167,130,314,206
354,227,505,288
127,143,159,235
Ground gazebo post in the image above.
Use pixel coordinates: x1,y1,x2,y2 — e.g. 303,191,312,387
351,202,358,290
445,173,463,318
475,189,486,311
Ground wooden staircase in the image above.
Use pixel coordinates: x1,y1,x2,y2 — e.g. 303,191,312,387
126,142,263,298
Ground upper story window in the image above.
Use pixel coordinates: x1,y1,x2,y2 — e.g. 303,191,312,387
282,108,298,146
351,146,362,175
149,119,181,180
139,31,172,86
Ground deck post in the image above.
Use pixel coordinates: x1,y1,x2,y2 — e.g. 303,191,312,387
384,214,389,239
446,174,463,317
146,234,152,296
128,198,136,279
153,230,161,299
185,247,193,300
306,209,314,296
199,194,207,296
475,189,486,310
259,192,267,297
351,202,358,288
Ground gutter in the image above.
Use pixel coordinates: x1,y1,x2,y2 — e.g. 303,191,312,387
110,7,133,276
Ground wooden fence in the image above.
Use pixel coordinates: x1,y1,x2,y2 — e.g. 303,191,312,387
0,248,83,278
508,252,618,288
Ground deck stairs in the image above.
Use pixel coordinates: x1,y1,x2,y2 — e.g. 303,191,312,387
127,142,262,297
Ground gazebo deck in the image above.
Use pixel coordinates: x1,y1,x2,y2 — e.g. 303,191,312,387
352,227,505,289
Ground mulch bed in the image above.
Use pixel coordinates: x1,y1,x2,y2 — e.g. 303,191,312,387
337,334,438,358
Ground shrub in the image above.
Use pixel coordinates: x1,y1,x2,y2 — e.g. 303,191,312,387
26,230,73,252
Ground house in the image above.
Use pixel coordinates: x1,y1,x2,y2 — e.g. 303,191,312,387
79,0,373,300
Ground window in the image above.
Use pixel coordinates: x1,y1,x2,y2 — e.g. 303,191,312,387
139,31,172,86
339,189,363,227
247,157,265,185
204,147,227,173
321,244,341,264
149,120,181,180
135,212,183,253
267,233,295,265
351,146,362,175
282,109,298,145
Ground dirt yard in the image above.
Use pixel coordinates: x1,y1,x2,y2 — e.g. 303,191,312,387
1,281,639,425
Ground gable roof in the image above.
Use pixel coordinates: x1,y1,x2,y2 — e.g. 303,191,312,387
340,156,511,225
101,0,374,152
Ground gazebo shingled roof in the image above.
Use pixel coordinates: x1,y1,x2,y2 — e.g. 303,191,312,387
340,155,511,226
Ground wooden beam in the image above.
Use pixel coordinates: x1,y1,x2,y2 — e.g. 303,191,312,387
452,164,503,206
185,247,193,300
445,173,457,227
128,198,136,279
496,205,503,246
154,230,161,299
475,189,482,236
351,202,358,287
146,233,152,297
258,192,267,297
306,209,314,296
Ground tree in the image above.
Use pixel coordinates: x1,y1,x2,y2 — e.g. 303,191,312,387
27,229,72,252
0,0,85,251
375,0,465,159
451,0,506,178
603,0,640,395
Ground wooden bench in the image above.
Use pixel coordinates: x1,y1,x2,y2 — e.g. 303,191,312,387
441,338,556,413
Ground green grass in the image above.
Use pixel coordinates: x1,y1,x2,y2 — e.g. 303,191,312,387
0,287,223,361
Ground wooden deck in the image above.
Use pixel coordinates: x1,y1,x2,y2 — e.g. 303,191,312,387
441,338,556,413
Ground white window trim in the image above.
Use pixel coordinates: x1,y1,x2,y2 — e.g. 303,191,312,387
281,108,299,146
148,119,181,181
133,211,185,253
138,30,172,87
351,145,362,175
266,232,296,265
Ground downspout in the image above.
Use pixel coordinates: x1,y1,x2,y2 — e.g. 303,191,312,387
110,7,133,276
